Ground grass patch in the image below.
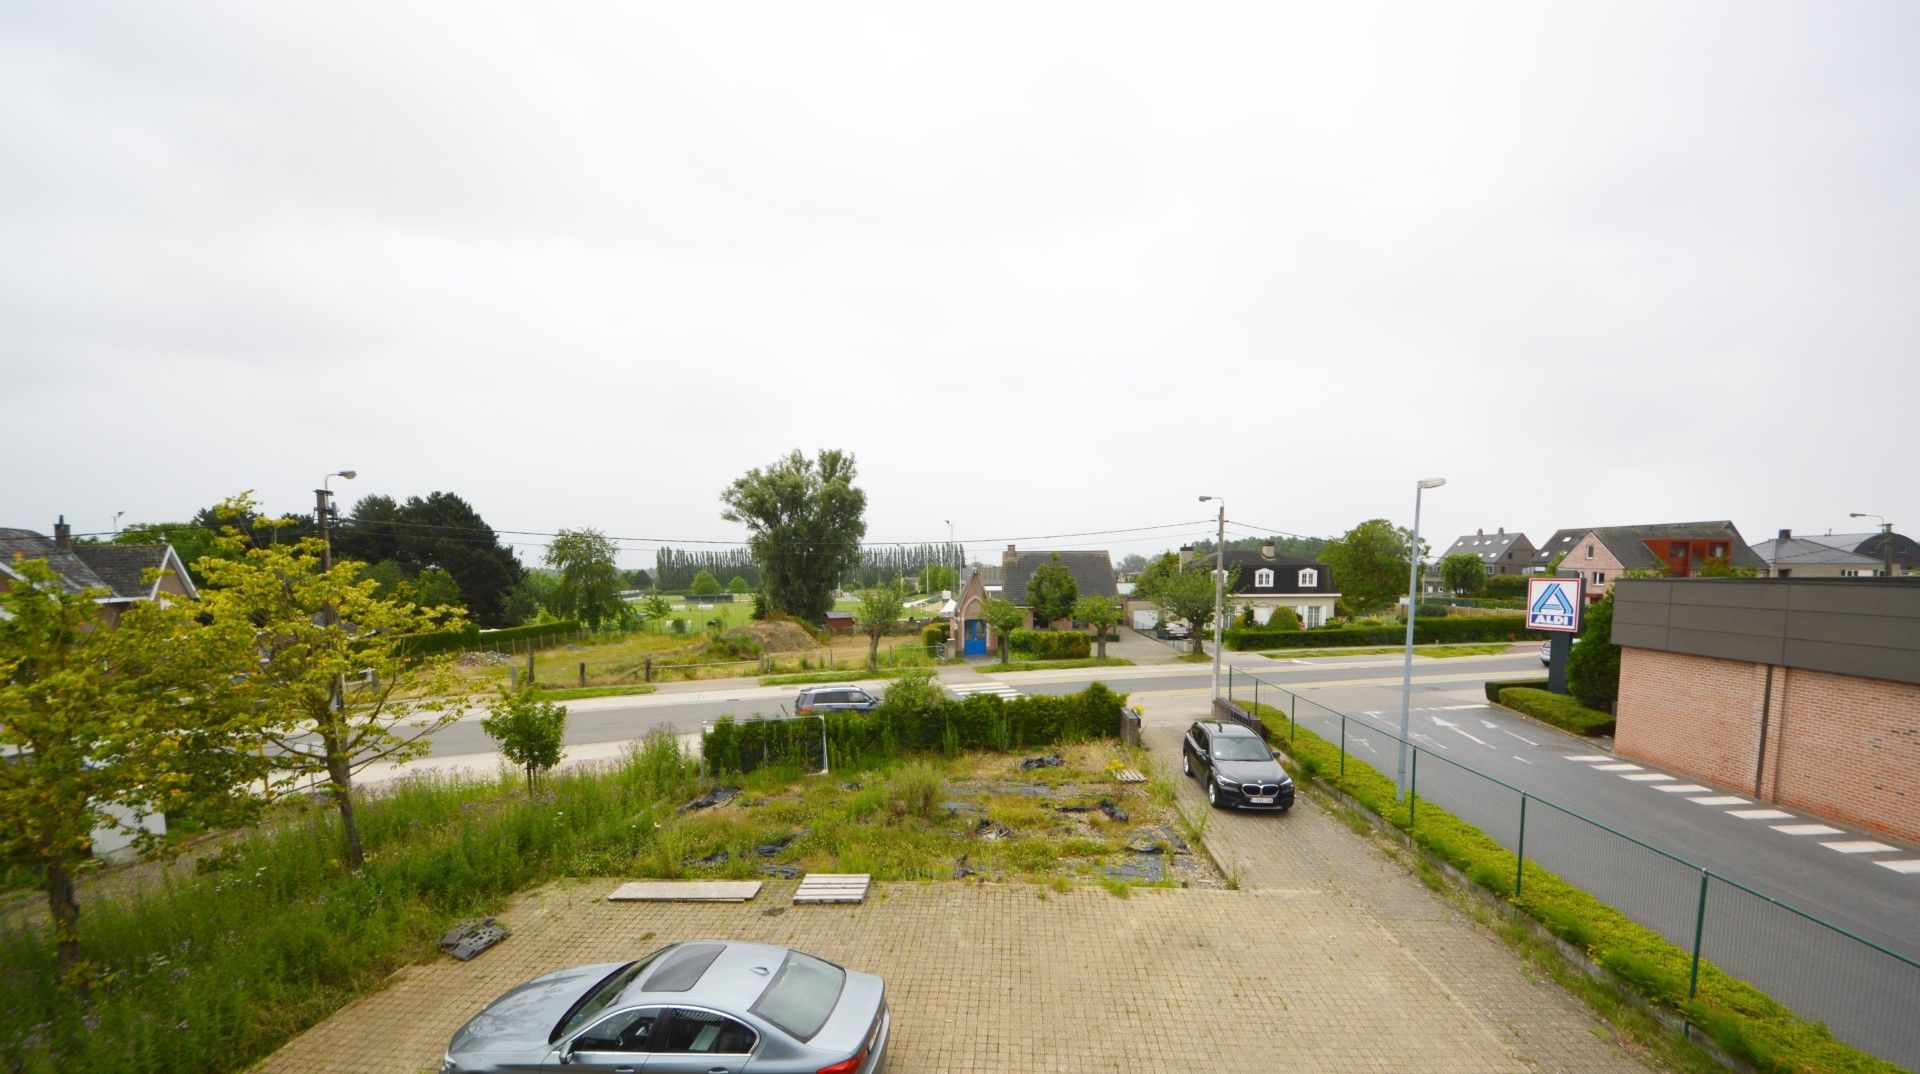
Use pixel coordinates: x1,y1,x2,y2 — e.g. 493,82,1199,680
1497,687,1616,736
1259,643,1513,659
974,658,1134,673
1242,700,1901,1074
532,684,658,701
1173,653,1212,663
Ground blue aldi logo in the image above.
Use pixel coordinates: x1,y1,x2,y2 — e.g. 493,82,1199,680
1526,578,1583,633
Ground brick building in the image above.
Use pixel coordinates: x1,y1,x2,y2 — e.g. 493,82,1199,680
1612,577,1920,844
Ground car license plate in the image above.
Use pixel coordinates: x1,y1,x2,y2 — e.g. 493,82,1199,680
1249,795,1274,804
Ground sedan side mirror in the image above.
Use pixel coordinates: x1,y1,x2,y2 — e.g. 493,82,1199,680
1271,749,1282,760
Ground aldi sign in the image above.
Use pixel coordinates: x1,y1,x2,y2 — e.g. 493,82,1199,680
1526,577,1584,633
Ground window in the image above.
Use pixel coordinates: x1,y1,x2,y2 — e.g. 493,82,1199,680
751,950,847,1042
1254,568,1274,588
1305,605,1323,628
1595,572,1606,584
573,1008,662,1052
1778,569,1792,578
655,1009,756,1055
1586,544,1594,559
1297,569,1318,587
1710,544,1727,558
641,942,727,992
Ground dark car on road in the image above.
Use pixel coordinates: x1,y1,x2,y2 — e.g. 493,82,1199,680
794,686,880,716
1182,720,1294,811
441,940,890,1074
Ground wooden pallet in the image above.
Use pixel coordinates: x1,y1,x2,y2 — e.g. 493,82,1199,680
794,873,871,904
1114,768,1147,784
605,881,762,902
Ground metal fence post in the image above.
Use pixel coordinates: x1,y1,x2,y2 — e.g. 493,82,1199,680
1339,716,1347,780
1515,793,1528,897
578,662,586,686
1410,749,1418,826
1688,870,1710,1000
1253,677,1259,717
1289,695,1296,744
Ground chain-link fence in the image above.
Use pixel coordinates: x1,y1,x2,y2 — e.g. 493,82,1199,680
1227,665,1920,1070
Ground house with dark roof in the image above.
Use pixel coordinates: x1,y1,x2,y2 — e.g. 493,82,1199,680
1751,528,1919,578
1184,542,1338,628
0,517,198,626
1547,521,1765,603
1439,528,1536,577
948,545,1115,656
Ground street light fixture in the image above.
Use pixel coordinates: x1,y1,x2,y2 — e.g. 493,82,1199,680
1849,513,1895,578
1397,477,1446,800
317,470,357,571
112,510,125,535
1199,496,1226,703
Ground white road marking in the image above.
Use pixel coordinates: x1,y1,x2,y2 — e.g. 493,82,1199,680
1875,860,1920,874
1689,796,1750,806
948,681,1021,700
1622,773,1674,782
1429,716,1489,746
1727,809,1794,820
1566,754,1610,762
1512,755,1533,765
1497,728,1538,745
1654,784,1711,793
1822,841,1899,854
1593,763,1643,771
1436,704,1484,710
1411,733,1450,751
1772,824,1845,836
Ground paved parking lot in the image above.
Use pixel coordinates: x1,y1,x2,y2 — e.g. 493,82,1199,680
258,689,1660,1074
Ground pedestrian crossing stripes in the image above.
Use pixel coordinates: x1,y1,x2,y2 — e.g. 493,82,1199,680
947,680,1021,700
1560,754,1918,876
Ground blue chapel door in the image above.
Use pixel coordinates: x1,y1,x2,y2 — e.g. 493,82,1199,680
963,619,987,656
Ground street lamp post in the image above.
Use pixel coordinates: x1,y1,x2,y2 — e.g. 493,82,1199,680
316,470,357,572
112,510,125,535
1199,496,1226,703
1850,513,1895,578
1397,477,1446,800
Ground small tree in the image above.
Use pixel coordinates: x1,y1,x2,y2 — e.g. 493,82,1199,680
1267,606,1303,630
982,597,1025,664
855,586,906,669
1152,566,1232,655
920,563,957,593
1568,591,1622,711
690,569,722,597
642,593,673,625
727,575,749,595
1073,594,1123,659
1026,553,1079,627
481,685,568,794
1440,553,1486,596
545,528,630,628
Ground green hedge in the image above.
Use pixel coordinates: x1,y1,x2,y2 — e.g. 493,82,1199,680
1007,629,1092,659
1227,615,1543,650
702,683,1126,775
400,620,583,657
1244,702,1899,1074
1497,687,1616,737
1483,677,1549,703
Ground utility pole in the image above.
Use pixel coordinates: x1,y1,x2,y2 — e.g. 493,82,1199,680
1199,496,1226,702
318,471,357,715
1397,477,1446,800
1850,513,1895,577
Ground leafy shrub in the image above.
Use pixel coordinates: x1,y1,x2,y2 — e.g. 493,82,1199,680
704,631,763,661
1007,629,1091,659
1568,592,1621,711
1483,677,1548,703
1227,615,1541,650
886,763,943,819
1497,687,1616,736
1264,606,1302,630
1483,574,1528,598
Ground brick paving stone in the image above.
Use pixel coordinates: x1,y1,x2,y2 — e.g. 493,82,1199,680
257,693,1660,1074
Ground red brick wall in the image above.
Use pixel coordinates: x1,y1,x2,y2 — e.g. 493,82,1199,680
1617,648,1920,843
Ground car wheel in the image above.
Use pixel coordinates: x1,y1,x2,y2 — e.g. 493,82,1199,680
1182,752,1193,777
1206,780,1221,809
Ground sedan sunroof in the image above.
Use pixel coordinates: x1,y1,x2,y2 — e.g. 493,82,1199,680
640,942,726,992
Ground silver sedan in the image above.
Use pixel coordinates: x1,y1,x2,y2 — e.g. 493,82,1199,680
442,940,889,1073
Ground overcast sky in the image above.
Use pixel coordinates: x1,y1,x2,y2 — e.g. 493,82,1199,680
4,3,1914,569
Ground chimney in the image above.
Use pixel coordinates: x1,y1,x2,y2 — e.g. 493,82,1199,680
1178,545,1194,568
1002,544,1018,570
1778,529,1791,540
1260,540,1275,560
1476,528,1484,536
54,515,72,550
1497,527,1505,535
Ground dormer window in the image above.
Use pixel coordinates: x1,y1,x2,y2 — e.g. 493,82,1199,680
1254,568,1274,588
1298,568,1318,588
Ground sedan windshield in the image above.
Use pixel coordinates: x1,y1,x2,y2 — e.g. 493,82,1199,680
552,949,665,1044
751,950,846,1042
1211,737,1273,762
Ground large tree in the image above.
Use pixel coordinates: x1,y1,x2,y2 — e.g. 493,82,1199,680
1319,518,1422,612
543,528,630,628
1073,594,1123,659
689,569,722,597
196,500,465,871
854,586,906,670
0,559,262,985
334,492,526,627
1439,552,1486,596
720,449,868,622
1026,553,1079,627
